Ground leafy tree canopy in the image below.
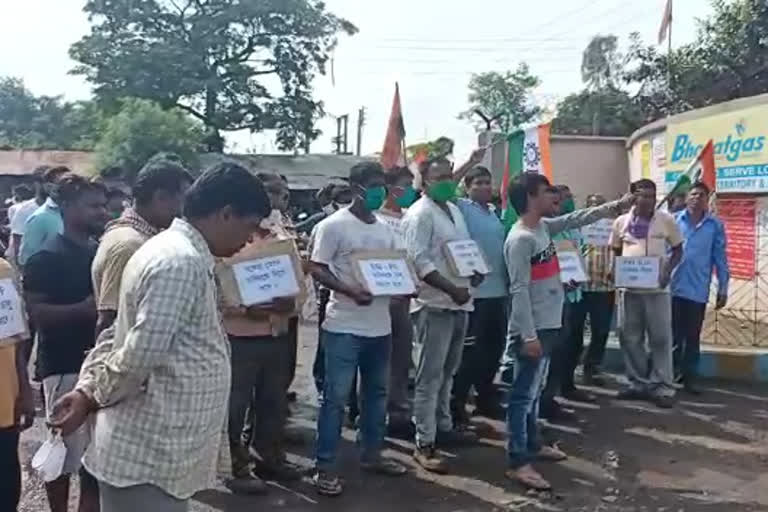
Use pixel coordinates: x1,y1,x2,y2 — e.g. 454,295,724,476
552,87,643,137
70,0,357,152
93,98,205,181
0,77,102,150
458,65,541,132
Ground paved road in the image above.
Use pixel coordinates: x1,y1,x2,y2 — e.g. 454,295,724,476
19,323,768,511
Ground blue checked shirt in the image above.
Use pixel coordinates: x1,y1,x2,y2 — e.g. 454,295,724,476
670,209,730,304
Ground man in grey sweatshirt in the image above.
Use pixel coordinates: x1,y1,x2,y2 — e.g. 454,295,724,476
503,172,631,491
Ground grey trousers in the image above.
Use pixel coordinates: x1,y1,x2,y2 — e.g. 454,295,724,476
99,482,187,512
388,298,414,419
412,307,468,446
618,291,675,397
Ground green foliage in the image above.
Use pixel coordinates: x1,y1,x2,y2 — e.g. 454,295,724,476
0,77,102,150
93,98,205,180
459,65,541,132
581,35,621,91
552,87,643,136
406,137,454,161
70,0,357,152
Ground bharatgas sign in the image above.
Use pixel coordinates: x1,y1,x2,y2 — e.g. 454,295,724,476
665,103,768,193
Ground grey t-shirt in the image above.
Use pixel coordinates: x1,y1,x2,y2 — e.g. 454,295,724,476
505,201,622,341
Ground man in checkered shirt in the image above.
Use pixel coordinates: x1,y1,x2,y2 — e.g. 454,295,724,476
49,163,271,512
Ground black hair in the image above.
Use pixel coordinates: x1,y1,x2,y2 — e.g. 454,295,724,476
508,172,551,215
349,161,384,187
133,160,193,205
420,156,452,180
555,184,570,192
464,166,491,186
630,178,656,194
384,166,414,186
13,184,34,200
44,166,70,183
184,162,271,220
31,165,50,182
147,152,184,166
107,188,128,201
691,181,711,195
256,172,283,184
100,166,126,180
56,174,106,206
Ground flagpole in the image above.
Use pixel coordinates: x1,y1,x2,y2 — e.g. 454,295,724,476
667,0,673,89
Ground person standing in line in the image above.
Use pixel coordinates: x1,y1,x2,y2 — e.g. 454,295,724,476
451,166,508,425
48,163,271,512
376,166,418,433
503,172,631,490
0,258,34,512
310,161,407,496
401,157,480,474
18,166,70,267
23,175,108,512
92,159,193,337
671,182,729,395
105,189,129,221
611,178,683,408
5,184,34,264
567,194,617,387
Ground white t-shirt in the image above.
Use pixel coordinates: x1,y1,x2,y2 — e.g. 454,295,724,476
311,207,395,337
10,199,40,235
375,209,406,250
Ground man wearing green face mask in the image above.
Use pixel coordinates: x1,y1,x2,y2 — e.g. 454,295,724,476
376,166,418,433
309,161,407,496
402,157,482,473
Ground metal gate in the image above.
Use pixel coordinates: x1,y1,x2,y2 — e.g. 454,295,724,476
703,195,768,347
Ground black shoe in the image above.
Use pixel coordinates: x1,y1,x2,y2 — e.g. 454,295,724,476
616,388,650,401
653,395,675,409
436,426,478,446
473,400,505,420
582,369,605,387
682,378,702,396
562,387,597,403
540,402,577,422
451,402,471,429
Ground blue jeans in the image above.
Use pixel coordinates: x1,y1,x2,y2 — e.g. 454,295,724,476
315,329,391,471
504,329,559,468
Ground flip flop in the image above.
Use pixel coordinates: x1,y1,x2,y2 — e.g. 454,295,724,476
505,467,552,491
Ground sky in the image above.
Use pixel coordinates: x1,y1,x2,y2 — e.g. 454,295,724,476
0,0,709,161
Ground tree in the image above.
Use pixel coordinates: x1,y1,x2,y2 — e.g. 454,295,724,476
581,35,621,91
459,64,541,132
93,98,205,181
0,77,101,150
625,0,768,121
70,0,356,152
552,88,643,136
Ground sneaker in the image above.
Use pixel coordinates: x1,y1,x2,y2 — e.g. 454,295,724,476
436,426,478,446
682,377,702,396
361,457,408,477
312,469,343,497
652,394,675,409
616,388,650,401
562,387,597,403
225,470,268,495
413,444,448,473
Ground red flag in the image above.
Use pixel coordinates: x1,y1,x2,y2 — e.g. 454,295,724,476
658,0,673,45
698,139,716,192
381,83,406,170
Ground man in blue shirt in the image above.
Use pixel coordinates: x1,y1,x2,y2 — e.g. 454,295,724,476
19,166,70,266
671,182,729,395
453,166,508,424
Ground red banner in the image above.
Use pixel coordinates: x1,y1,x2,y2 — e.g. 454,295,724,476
717,198,757,280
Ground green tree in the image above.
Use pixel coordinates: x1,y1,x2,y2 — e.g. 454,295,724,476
459,64,541,132
0,77,101,149
70,0,356,152
581,35,621,91
552,88,643,136
93,98,205,181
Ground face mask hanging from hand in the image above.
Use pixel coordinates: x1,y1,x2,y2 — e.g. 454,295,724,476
427,181,457,202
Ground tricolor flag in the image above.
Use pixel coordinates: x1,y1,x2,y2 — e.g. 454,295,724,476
501,123,553,231
669,139,716,194
381,83,406,170
658,0,673,45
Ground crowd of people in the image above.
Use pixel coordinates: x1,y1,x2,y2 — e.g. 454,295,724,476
0,147,729,511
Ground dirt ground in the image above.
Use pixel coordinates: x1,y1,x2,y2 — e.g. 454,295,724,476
19,322,768,511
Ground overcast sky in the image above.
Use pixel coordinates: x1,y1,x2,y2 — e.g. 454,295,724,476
1,0,708,160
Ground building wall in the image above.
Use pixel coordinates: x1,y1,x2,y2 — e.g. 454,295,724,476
0,150,96,176
550,135,629,206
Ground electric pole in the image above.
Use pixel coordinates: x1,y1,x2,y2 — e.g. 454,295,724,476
356,107,366,156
